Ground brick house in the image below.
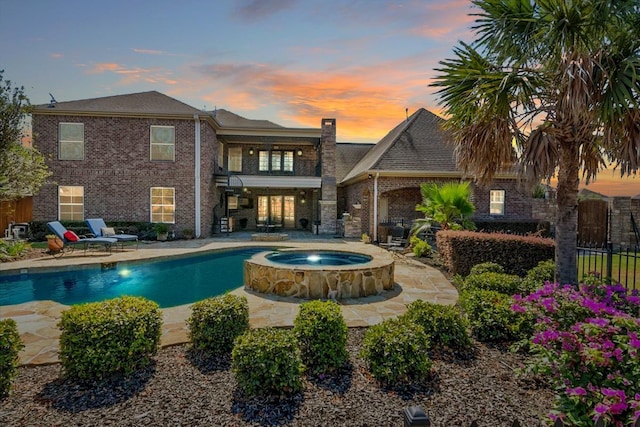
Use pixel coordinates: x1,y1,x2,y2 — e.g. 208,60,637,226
336,108,536,241
31,91,338,236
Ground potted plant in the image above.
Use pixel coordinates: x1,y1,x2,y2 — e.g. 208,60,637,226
182,228,194,239
154,223,169,241
361,233,370,244
46,234,64,252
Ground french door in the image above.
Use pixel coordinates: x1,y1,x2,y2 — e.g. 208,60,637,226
258,195,295,227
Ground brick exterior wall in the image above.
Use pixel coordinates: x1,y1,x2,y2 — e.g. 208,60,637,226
31,114,219,236
471,179,534,221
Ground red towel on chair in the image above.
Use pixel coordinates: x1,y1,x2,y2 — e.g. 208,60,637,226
63,230,80,242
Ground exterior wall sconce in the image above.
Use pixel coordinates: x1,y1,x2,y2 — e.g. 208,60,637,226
248,147,255,156
368,174,373,179
297,148,303,156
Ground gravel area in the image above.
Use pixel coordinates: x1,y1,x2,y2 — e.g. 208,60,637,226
0,328,553,427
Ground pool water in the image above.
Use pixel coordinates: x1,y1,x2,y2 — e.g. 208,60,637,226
265,251,372,266
0,247,271,308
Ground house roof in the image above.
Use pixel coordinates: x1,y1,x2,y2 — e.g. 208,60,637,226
212,109,283,129
34,91,203,116
339,108,458,184
336,143,375,182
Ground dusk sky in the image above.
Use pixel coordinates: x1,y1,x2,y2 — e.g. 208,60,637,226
1,0,639,196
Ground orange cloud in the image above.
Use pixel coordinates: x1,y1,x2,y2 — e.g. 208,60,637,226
87,62,179,86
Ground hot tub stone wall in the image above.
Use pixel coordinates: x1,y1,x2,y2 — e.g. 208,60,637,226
244,255,394,300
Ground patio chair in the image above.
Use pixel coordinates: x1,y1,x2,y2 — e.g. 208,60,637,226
46,221,117,256
386,226,409,251
86,218,139,249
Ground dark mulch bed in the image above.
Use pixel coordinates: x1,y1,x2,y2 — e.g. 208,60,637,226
0,328,553,427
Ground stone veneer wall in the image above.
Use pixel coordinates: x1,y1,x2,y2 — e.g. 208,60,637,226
244,251,394,299
319,118,337,234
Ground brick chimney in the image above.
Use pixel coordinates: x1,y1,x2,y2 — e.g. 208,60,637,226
319,118,337,234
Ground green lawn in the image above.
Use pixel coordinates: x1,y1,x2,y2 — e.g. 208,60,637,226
577,252,640,291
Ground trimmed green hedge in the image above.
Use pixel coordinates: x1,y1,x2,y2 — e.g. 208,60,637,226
436,230,555,277
520,260,555,294
459,289,533,342
0,319,23,397
469,262,504,276
293,300,348,375
58,296,162,380
360,317,431,385
232,328,303,396
188,294,249,354
463,272,524,295
403,300,472,351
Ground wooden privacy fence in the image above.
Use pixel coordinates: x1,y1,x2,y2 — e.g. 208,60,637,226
578,198,609,246
0,197,32,237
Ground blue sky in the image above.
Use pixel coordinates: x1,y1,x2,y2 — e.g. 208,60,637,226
1,0,638,195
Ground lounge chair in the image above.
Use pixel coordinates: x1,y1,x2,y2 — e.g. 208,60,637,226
46,221,117,256
86,218,139,249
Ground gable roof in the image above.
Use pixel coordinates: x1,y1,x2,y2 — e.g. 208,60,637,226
212,109,283,129
34,91,204,116
340,108,458,184
336,143,375,182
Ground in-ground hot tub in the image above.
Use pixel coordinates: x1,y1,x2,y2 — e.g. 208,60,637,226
244,249,395,299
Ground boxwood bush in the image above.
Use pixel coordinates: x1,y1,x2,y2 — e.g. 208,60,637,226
462,272,523,295
232,328,303,396
188,294,249,354
360,317,431,385
58,296,162,380
293,300,348,375
520,259,555,294
0,319,23,397
410,235,432,257
459,289,533,342
469,262,504,276
403,300,472,351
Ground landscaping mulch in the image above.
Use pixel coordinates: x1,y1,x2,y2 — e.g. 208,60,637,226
0,328,554,427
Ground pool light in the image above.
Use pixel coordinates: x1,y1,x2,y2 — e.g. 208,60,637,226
307,254,321,263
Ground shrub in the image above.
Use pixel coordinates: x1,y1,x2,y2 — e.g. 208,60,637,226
293,300,348,375
232,328,303,396
0,319,23,397
410,236,432,257
436,230,555,276
520,259,555,294
58,296,162,380
360,317,431,385
469,262,504,276
459,289,533,342
403,300,472,351
463,272,523,296
188,294,249,354
0,240,31,261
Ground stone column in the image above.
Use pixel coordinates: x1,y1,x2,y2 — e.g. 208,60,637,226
319,118,337,234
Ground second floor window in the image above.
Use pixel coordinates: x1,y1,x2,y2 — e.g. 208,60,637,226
228,147,242,172
59,123,84,160
150,126,175,161
259,150,294,172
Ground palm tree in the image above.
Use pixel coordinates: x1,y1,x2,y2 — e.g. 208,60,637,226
412,181,475,235
432,0,640,284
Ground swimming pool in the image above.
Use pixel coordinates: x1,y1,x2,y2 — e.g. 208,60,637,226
0,247,271,308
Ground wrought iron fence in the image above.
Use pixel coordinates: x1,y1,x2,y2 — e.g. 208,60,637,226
577,242,639,291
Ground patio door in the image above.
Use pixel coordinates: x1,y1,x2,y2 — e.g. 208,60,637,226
258,195,295,227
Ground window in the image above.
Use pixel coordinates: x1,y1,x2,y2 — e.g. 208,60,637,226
59,123,84,160
490,190,505,215
259,150,294,172
218,142,224,169
59,186,84,220
259,151,269,171
228,147,243,172
150,187,175,223
150,126,175,161
283,151,293,172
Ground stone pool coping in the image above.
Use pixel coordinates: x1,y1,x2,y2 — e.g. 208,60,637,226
0,239,458,365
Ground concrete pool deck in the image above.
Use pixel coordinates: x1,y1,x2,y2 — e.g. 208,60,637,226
0,237,458,365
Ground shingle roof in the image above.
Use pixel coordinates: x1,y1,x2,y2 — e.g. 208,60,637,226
340,108,457,183
336,143,375,182
212,109,283,129
34,91,203,115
